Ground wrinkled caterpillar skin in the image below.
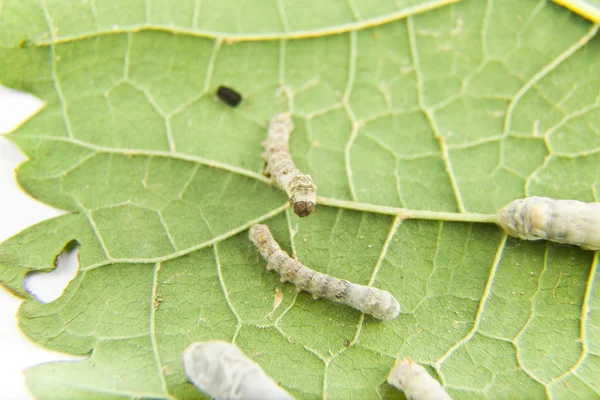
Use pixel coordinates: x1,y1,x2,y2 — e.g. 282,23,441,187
497,197,600,250
249,224,401,320
387,359,452,400
262,113,317,217
182,341,294,400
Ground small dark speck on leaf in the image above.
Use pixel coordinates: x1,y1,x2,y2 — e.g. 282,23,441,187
217,86,242,107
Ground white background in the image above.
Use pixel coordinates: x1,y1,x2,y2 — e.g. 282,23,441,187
0,87,81,400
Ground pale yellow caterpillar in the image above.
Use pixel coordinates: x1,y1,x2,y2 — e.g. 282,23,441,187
387,358,452,400
262,113,317,217
497,197,600,250
249,224,400,320
182,341,294,400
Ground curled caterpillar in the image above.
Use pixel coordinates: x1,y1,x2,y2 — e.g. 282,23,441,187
262,113,317,217
497,197,600,250
182,341,294,400
387,358,452,400
249,224,400,320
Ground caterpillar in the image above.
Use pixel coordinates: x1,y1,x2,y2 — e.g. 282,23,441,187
387,358,452,400
248,224,400,320
182,340,294,400
497,197,600,250
262,113,317,217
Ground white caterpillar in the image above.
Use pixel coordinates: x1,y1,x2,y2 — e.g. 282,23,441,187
262,113,317,217
182,341,294,400
387,358,452,400
497,197,600,250
249,224,400,320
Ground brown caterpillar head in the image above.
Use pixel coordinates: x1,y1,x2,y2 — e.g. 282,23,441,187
292,200,315,217
289,174,317,217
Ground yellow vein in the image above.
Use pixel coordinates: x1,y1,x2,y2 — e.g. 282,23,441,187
149,262,170,398
16,134,272,184
123,32,133,79
73,198,113,260
213,243,243,342
80,202,289,271
367,215,402,287
275,0,291,33
35,151,98,179
272,210,301,331
285,208,298,258
144,0,152,22
202,38,222,94
343,30,359,201
34,0,460,45
552,251,599,383
544,92,600,138
345,0,363,21
436,135,466,213
39,0,74,139
317,196,499,223
503,24,599,135
19,136,505,225
157,211,178,251
191,0,201,30
510,245,555,391
351,215,402,347
436,234,507,367
406,16,466,213
88,0,100,29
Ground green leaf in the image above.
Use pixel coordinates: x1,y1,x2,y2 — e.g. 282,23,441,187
0,0,457,47
1,0,600,398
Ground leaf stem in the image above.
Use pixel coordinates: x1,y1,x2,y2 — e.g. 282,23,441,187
316,196,499,224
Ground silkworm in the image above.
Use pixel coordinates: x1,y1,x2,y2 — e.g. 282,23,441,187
248,224,400,320
497,197,600,250
216,85,242,107
262,113,317,217
387,358,452,400
182,340,294,400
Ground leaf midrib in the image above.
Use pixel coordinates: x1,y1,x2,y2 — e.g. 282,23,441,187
13,133,500,223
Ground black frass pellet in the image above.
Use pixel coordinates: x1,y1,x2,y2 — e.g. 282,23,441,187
216,86,242,107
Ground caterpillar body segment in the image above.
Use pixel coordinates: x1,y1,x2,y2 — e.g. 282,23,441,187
387,358,452,400
249,224,400,320
182,341,294,400
262,113,317,217
497,197,600,250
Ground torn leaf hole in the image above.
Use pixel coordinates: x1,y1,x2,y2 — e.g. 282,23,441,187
24,240,79,303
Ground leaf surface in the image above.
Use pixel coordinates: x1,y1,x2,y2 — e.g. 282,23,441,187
1,0,599,399
0,0,456,46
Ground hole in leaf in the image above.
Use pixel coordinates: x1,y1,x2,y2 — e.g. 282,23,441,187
24,241,79,303
0,85,45,134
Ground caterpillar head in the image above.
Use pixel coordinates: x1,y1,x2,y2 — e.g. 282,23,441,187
289,174,317,217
